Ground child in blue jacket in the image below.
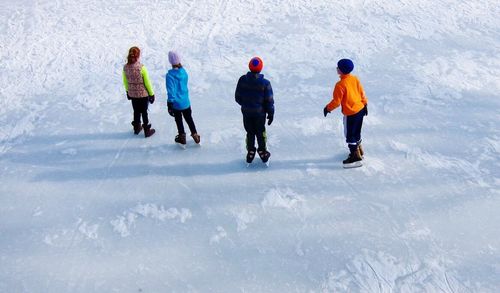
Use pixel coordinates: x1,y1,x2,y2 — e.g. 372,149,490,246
166,51,200,146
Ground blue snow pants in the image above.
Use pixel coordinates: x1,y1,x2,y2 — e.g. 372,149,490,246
343,107,367,151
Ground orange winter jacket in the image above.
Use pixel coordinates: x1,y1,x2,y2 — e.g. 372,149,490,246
326,74,368,116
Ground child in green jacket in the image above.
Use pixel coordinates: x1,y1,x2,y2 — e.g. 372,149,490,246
123,46,156,137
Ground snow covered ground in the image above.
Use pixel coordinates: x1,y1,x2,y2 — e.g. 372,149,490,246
1,0,499,292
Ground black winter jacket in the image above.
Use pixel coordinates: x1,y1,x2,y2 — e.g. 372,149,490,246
235,72,274,117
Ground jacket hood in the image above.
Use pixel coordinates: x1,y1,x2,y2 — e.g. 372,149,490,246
168,67,187,78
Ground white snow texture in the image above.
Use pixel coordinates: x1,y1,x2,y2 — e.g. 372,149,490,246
0,0,499,292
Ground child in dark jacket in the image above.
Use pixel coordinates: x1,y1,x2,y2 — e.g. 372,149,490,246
235,57,274,164
324,58,368,168
123,46,156,137
165,51,200,146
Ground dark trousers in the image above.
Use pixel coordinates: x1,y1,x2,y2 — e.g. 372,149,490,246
243,116,266,151
174,107,197,135
344,107,366,152
131,97,149,125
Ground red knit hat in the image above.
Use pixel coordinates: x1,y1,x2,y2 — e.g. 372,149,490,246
249,57,263,72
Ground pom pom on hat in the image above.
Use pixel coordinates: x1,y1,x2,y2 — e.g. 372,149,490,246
249,57,263,73
337,58,354,74
168,51,181,65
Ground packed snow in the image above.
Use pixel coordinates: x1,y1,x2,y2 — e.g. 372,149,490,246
0,0,499,292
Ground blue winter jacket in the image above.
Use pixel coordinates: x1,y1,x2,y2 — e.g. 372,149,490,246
235,72,274,117
166,67,191,110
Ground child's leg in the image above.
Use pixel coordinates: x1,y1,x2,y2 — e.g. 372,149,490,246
182,107,198,134
174,109,185,134
131,99,142,123
243,116,256,151
255,116,267,151
345,111,364,151
353,110,364,144
139,98,150,125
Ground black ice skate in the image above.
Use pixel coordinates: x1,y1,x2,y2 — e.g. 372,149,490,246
342,149,362,168
258,149,271,167
246,148,256,166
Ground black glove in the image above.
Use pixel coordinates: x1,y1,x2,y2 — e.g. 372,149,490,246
126,92,131,100
323,106,330,117
267,114,274,126
148,95,155,104
364,105,368,116
167,102,174,117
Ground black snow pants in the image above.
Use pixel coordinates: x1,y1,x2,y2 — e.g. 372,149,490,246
243,115,267,151
174,107,197,135
131,97,149,125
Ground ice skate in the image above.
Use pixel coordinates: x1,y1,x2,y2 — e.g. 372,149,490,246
246,148,256,167
258,149,271,167
358,144,364,158
143,124,155,138
191,133,201,145
131,121,142,135
175,134,187,149
343,148,362,168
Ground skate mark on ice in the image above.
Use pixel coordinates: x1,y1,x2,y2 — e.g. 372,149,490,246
163,1,196,43
261,187,305,212
390,140,488,187
209,226,228,245
322,249,469,292
44,219,99,247
230,207,257,232
111,203,192,237
292,116,333,136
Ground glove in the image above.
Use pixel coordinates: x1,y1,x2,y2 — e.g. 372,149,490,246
364,105,368,116
267,114,274,126
167,102,174,117
126,92,131,100
323,106,330,117
148,95,155,104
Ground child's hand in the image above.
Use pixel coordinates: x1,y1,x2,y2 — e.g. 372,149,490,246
167,102,174,117
323,107,330,117
148,95,155,104
267,114,274,126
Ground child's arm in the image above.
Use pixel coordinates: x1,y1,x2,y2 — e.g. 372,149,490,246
141,66,155,96
234,76,244,105
166,74,176,103
326,84,343,112
122,70,129,91
358,81,368,106
263,81,274,115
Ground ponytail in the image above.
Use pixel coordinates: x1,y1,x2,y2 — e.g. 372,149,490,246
127,46,140,64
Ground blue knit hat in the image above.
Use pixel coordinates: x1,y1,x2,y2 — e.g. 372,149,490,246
337,59,354,74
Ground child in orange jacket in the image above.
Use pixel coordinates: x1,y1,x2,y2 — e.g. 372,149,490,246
324,59,368,168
